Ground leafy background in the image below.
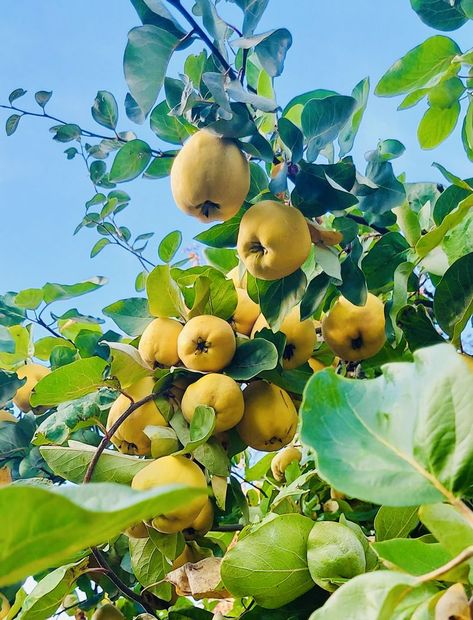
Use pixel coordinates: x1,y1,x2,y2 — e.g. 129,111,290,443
2,0,473,309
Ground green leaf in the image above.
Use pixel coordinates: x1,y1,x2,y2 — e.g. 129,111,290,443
107,341,153,389
109,139,152,183
415,192,473,258
428,77,465,108
375,36,461,96
221,514,314,609
339,242,367,306
254,28,292,77
9,88,27,104
377,138,406,161
129,0,186,37
150,100,193,144
158,230,182,263
0,411,35,460
359,160,406,216
283,89,338,126
124,25,179,118
204,248,238,274
33,390,115,447
40,442,148,484
42,277,107,305
0,369,26,407
250,271,305,331
245,453,274,482
129,530,172,600
398,88,429,110
224,339,278,380
0,481,206,586
147,264,186,318
434,252,473,345
462,99,473,160
432,163,473,191
103,297,153,337
362,232,410,290
278,118,303,163
417,102,460,149
309,571,429,620
419,503,473,556
30,357,108,407
372,538,463,579
6,114,21,136
300,273,331,320
173,266,237,320
0,325,32,370
91,91,118,130
14,288,43,310
338,77,370,158
410,0,468,31
17,561,87,620
90,238,110,258
374,506,419,541
34,90,52,109
143,153,175,179
300,344,473,505
397,305,445,351
301,96,356,160
50,124,81,143
194,208,244,248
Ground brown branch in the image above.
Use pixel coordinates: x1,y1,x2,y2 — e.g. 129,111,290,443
416,545,473,583
83,391,157,483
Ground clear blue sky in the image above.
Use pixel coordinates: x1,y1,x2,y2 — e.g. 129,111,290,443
1,0,472,321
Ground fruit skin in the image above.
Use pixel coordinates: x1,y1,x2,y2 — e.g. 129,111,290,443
462,354,473,371
231,288,260,336
0,593,10,620
181,373,244,433
237,201,311,281
271,446,302,481
252,306,316,369
13,363,50,413
91,603,124,620
106,377,167,456
237,381,298,452
138,318,183,368
177,315,236,372
322,293,386,361
124,521,149,538
308,357,326,373
170,131,250,222
0,410,17,423
184,499,214,538
307,521,366,592
131,455,208,533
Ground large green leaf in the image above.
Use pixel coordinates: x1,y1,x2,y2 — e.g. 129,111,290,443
172,266,237,320
91,91,118,130
129,528,175,600
417,102,460,149
194,208,244,248
338,77,370,158
254,270,307,331
124,25,179,118
150,101,193,144
17,561,87,620
42,277,107,305
146,264,186,318
300,344,473,505
103,297,153,337
434,253,473,345
109,139,152,183
30,357,108,407
224,339,278,380
0,482,206,586
309,571,433,620
358,160,406,216
375,36,461,96
418,503,473,556
221,514,314,609
362,232,410,290
410,0,468,31
40,442,148,484
374,506,419,541
301,96,356,160
0,369,26,407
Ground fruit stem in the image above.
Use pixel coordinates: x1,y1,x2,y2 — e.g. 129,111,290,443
415,545,473,584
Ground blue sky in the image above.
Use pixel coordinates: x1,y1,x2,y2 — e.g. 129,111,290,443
1,0,473,321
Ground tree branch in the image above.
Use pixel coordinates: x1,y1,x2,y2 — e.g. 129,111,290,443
0,103,172,158
416,545,473,583
212,523,244,532
164,0,237,79
345,213,389,235
83,391,158,483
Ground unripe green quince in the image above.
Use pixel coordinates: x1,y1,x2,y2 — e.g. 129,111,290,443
307,521,366,591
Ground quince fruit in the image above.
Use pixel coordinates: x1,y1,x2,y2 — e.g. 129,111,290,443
13,363,50,413
132,455,208,533
181,373,244,433
138,318,183,367
171,131,250,222
177,315,236,372
237,381,298,451
106,376,167,456
271,446,302,481
231,287,260,336
322,293,386,361
237,201,311,280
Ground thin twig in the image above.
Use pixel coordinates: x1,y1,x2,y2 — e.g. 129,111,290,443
232,470,268,498
83,392,158,483
164,0,237,79
416,545,473,583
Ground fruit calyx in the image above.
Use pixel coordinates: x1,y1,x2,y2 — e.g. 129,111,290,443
283,343,296,361
194,337,211,355
199,201,220,219
249,241,268,255
351,336,363,350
